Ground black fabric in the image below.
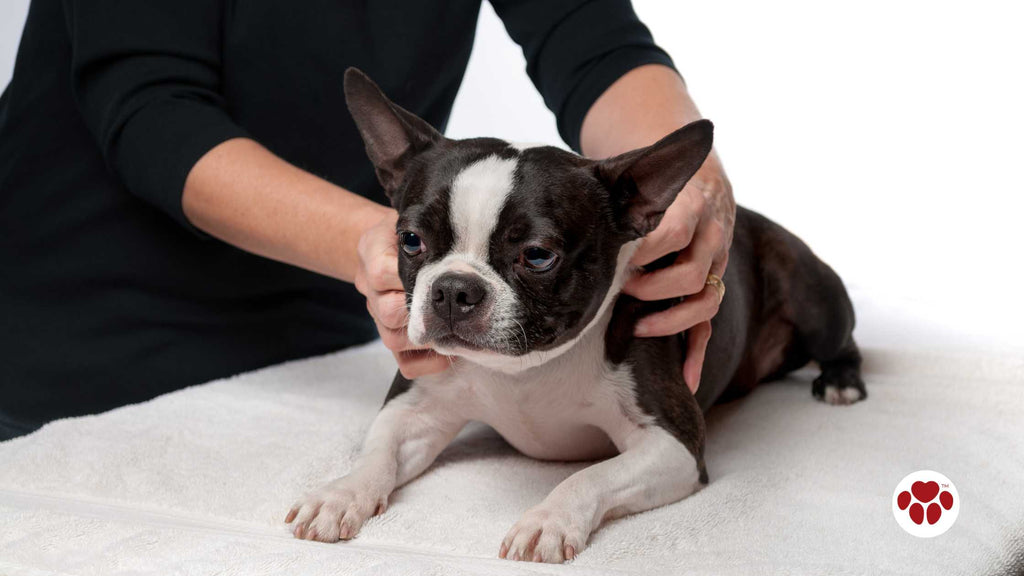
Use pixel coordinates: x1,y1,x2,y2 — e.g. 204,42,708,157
0,0,674,439
490,0,675,151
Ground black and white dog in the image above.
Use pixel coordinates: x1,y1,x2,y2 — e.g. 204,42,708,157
286,69,866,563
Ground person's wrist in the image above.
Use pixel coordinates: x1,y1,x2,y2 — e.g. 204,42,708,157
330,200,393,283
359,202,396,231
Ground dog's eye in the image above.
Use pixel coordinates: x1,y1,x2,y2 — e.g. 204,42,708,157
400,231,424,256
522,247,557,272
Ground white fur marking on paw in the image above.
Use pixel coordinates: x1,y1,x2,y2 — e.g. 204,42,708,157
841,386,862,403
823,386,842,404
288,476,387,542
502,505,588,563
823,385,862,405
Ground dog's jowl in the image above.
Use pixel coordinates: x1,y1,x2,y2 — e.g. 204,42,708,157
285,68,866,563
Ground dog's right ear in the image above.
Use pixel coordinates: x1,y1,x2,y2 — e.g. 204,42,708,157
344,68,443,203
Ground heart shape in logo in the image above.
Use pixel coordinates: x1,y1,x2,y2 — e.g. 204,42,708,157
912,481,940,503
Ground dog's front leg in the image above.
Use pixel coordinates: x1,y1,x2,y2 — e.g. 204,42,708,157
500,426,703,563
287,384,466,542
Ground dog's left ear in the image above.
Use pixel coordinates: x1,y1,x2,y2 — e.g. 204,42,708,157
344,68,443,203
596,119,714,237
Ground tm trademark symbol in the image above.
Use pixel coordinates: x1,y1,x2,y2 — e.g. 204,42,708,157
941,483,949,488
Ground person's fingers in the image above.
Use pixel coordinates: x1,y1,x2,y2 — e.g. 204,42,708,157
683,215,725,278
683,321,713,393
396,349,451,379
634,285,721,338
624,251,709,302
708,218,730,280
630,188,704,267
377,324,416,353
371,290,409,330
710,249,729,278
362,245,401,292
356,211,448,379
354,267,370,297
356,213,402,293
624,218,721,301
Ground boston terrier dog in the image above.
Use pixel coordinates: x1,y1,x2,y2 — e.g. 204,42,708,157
285,69,866,563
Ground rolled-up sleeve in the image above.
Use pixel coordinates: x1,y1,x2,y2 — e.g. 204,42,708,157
63,0,249,229
490,0,676,152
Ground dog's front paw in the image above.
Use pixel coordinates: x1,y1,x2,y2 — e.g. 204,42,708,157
285,476,387,542
499,504,590,563
813,363,867,406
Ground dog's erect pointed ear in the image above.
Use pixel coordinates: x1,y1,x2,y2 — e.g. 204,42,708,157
597,119,714,238
344,68,443,201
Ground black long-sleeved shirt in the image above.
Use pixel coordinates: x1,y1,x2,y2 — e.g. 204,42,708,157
0,0,674,438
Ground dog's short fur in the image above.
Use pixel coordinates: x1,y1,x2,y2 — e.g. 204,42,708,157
286,69,866,563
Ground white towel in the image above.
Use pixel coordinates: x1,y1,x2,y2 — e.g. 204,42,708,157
1,291,1023,576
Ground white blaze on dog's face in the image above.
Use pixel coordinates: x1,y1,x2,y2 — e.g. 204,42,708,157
404,155,519,352
343,69,714,373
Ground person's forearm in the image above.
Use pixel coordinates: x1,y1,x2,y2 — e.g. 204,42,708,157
183,138,391,283
581,64,714,163
583,65,736,391
581,63,733,220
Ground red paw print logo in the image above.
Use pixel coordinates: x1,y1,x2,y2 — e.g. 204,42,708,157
892,471,959,537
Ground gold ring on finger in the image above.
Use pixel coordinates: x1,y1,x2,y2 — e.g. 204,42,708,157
705,273,726,303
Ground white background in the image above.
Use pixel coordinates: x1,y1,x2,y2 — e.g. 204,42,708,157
3,1,1023,350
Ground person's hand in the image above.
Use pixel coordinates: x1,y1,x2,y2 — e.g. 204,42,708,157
355,210,451,379
623,153,735,393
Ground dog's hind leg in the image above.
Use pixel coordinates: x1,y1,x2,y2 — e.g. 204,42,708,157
735,207,866,405
788,245,867,405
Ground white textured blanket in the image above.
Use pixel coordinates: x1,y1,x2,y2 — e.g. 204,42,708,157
1,292,1023,576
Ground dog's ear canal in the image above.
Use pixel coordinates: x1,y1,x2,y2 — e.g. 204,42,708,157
344,67,443,204
596,119,714,238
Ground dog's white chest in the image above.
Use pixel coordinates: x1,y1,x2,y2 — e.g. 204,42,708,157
464,369,618,461
420,340,649,461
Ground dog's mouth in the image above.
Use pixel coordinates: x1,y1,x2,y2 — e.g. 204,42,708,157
431,332,485,352
421,324,534,358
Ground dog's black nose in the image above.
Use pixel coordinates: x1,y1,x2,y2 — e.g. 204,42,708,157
432,273,487,324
